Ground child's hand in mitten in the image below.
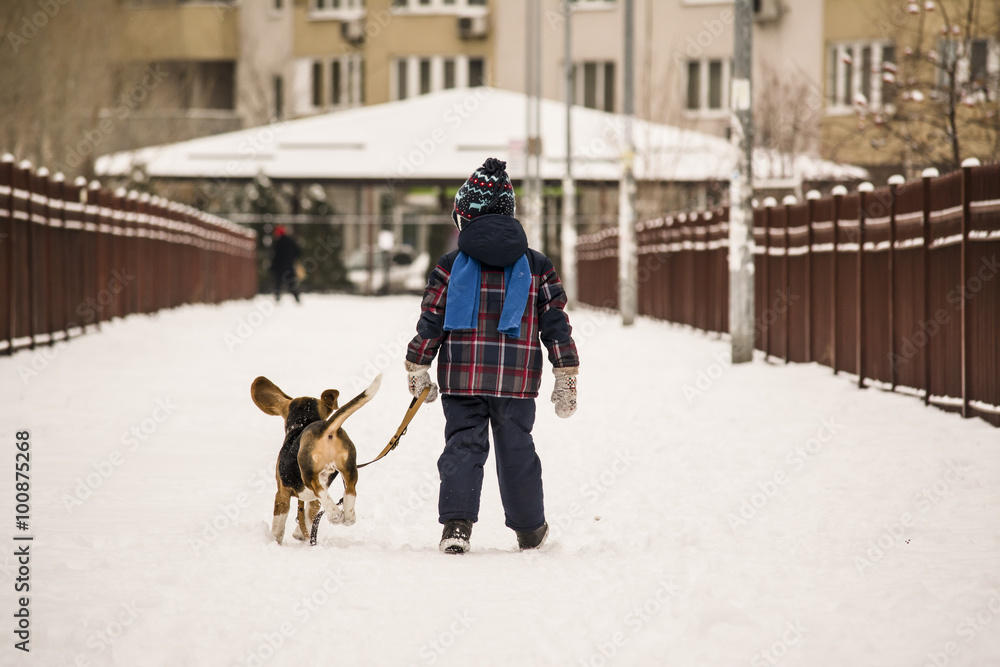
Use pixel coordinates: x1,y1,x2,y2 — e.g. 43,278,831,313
404,361,439,403
551,367,578,418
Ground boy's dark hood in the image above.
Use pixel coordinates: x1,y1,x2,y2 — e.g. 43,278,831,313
457,214,528,267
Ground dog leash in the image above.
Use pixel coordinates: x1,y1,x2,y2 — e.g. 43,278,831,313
310,385,431,546
358,384,431,468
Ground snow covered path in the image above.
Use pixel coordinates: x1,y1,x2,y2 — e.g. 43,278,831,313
2,294,999,667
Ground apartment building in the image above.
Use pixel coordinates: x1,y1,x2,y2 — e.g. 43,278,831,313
821,0,1000,176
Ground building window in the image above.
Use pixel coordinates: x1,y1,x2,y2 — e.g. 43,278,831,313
273,75,284,119
392,0,488,10
469,57,485,86
578,60,615,112
311,61,323,107
331,60,342,106
397,58,409,100
444,58,456,89
420,58,432,94
827,41,895,111
685,58,729,113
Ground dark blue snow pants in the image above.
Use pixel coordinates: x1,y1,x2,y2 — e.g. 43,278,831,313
438,395,545,533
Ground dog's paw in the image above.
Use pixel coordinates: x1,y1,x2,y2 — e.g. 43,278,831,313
291,526,306,540
326,507,345,524
342,513,356,527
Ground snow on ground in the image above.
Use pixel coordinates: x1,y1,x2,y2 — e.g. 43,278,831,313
1,293,998,667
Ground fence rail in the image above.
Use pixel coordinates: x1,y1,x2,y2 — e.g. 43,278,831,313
577,163,1000,427
1,155,257,355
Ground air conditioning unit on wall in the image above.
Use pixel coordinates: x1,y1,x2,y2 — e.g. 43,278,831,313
341,18,365,46
754,0,783,23
458,15,489,40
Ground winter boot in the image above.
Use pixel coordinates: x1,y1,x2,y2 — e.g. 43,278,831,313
439,519,473,554
516,522,549,550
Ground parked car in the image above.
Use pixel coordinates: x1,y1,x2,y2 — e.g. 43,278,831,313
346,244,430,294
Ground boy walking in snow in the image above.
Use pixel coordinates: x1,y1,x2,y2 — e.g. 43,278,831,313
405,158,579,554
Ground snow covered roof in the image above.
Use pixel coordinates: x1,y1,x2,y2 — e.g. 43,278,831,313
95,87,867,184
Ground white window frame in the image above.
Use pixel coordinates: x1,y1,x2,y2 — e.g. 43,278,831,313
568,0,617,9
575,60,616,112
683,57,731,118
390,0,487,15
309,0,366,21
826,40,894,115
391,55,480,101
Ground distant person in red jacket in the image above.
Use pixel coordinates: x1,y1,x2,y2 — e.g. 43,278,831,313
270,225,301,303
405,158,579,555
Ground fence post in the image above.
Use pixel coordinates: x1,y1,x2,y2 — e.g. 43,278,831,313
782,195,796,363
805,190,821,364
831,185,847,375
1,154,14,354
35,167,54,346
888,174,905,390
857,182,874,389
19,160,37,350
762,197,776,360
960,158,979,418
920,168,938,405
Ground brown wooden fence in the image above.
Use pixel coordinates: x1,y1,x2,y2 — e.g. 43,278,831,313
577,163,1000,426
1,155,257,355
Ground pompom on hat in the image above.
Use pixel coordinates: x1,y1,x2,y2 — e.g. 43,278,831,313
452,157,516,230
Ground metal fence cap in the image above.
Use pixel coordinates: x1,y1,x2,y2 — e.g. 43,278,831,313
88,180,101,190
782,195,798,206
763,197,778,208
921,168,940,178
832,185,849,196
888,174,906,186
806,190,822,200
53,172,65,182
36,167,49,177
73,176,88,187
961,157,982,168
18,159,32,170
858,182,875,193
1,153,14,163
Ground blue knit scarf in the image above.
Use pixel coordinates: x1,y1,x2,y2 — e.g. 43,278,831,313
444,252,531,338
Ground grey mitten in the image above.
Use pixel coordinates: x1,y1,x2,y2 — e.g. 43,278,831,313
551,366,578,418
404,360,439,403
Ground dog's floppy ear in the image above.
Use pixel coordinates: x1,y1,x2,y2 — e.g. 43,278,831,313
251,376,293,417
319,389,340,419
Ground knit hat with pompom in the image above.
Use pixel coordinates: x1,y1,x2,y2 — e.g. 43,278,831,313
452,157,515,230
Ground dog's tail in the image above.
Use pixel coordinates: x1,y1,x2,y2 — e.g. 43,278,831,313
321,373,382,435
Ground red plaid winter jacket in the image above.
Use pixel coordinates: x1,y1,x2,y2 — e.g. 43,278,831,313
406,247,579,399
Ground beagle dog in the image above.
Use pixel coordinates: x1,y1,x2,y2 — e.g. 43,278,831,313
251,374,381,544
